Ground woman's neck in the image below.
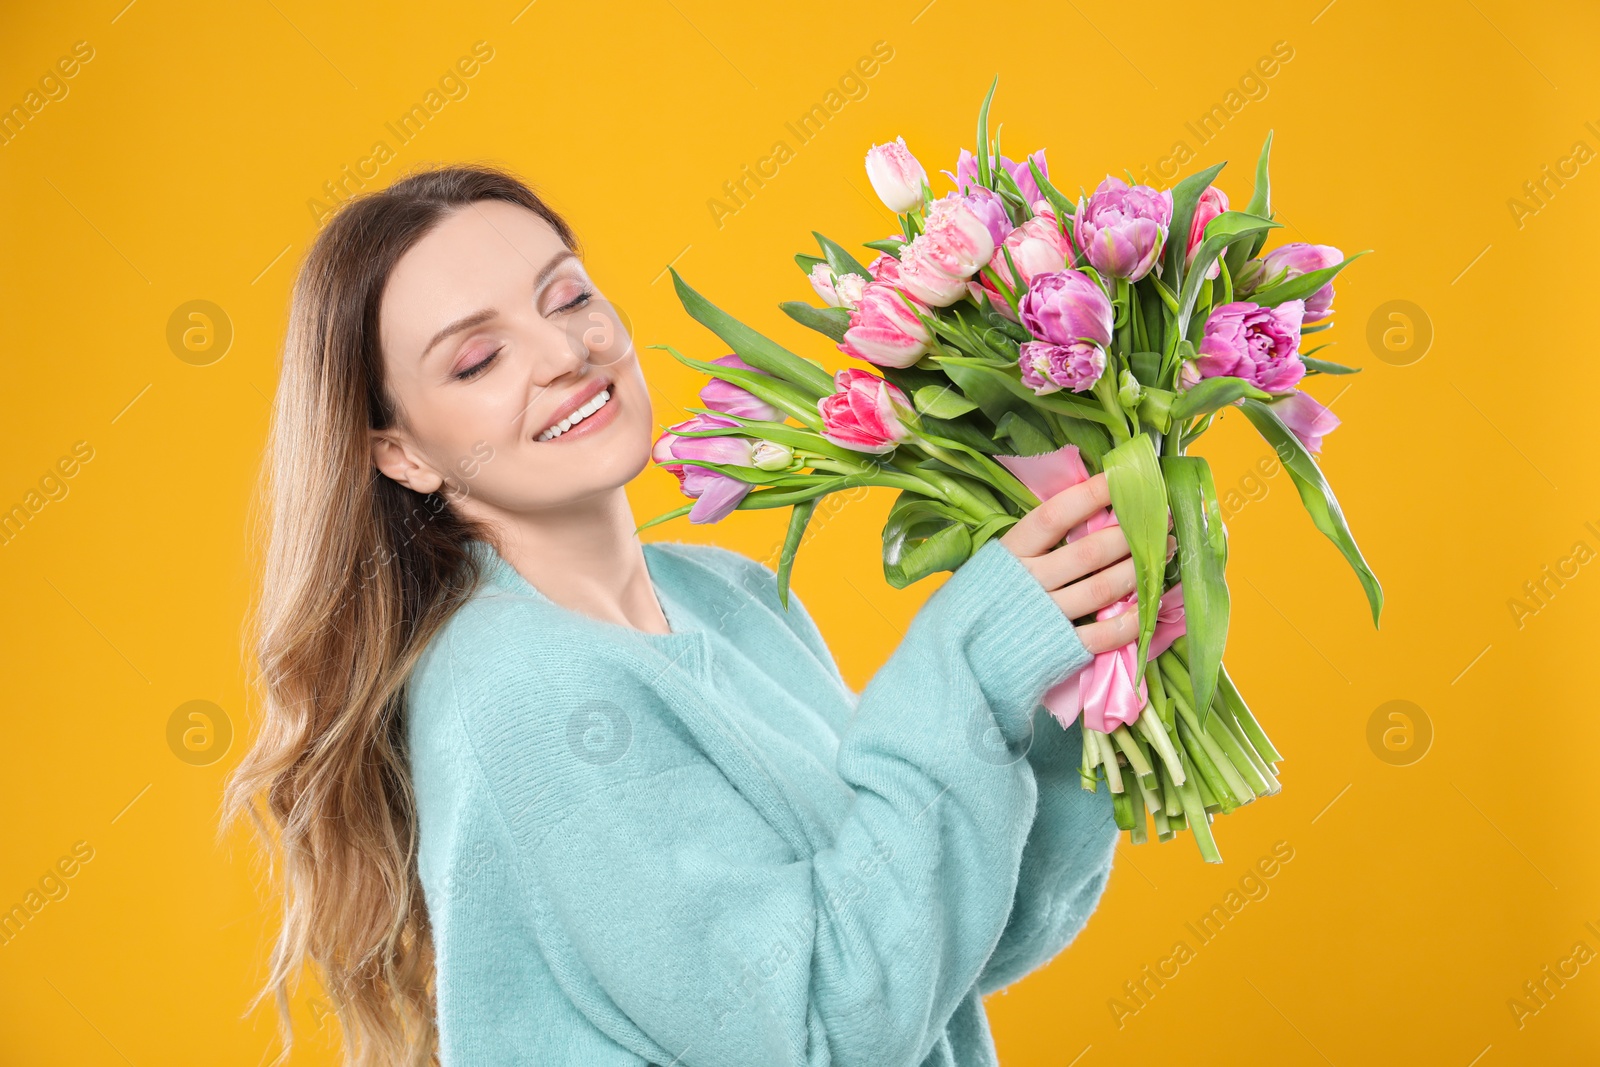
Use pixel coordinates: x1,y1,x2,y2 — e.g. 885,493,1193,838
489,488,672,635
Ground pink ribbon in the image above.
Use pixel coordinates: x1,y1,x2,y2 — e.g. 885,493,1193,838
996,443,1187,734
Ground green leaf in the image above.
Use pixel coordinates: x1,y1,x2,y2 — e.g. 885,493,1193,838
1250,251,1370,309
1026,156,1077,241
1164,161,1227,292
1177,212,1280,338
1170,376,1273,422
654,344,825,429
936,354,1115,426
862,237,904,258
1128,350,1163,387
813,231,872,281
994,409,1056,454
882,491,975,588
975,76,999,190
1243,131,1275,261
1238,397,1383,626
795,253,826,276
776,498,817,609
1104,434,1170,671
1162,457,1228,726
668,267,835,397
914,383,979,419
779,301,850,343
1302,356,1361,376
636,501,694,533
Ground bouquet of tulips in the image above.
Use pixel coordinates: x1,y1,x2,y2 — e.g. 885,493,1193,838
643,79,1382,862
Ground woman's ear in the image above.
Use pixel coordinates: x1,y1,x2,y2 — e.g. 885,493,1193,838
369,429,446,494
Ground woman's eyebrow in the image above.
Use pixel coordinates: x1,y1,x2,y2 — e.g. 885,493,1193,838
418,249,582,364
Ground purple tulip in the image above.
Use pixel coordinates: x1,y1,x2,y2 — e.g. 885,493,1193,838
945,147,1049,207
1072,176,1173,282
1261,243,1343,322
1018,341,1106,395
1019,269,1114,349
1268,390,1341,454
955,188,1012,250
699,355,783,422
1194,300,1307,393
651,413,754,523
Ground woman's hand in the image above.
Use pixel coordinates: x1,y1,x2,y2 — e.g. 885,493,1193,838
997,472,1176,655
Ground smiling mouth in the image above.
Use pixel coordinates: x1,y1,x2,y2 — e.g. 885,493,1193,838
535,384,615,441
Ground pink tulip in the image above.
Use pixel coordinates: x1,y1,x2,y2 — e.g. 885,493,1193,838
1261,243,1343,322
652,413,755,523
994,442,1187,733
1194,299,1307,393
817,367,914,454
959,187,1012,249
1185,185,1230,281
1018,340,1105,395
1267,390,1341,454
894,236,970,306
1019,269,1114,349
1072,176,1173,282
698,354,783,422
979,202,1074,314
836,281,932,368
865,137,928,214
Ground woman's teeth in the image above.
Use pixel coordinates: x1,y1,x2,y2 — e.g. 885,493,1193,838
537,387,611,442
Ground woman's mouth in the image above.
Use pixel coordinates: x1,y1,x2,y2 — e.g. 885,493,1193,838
535,384,618,442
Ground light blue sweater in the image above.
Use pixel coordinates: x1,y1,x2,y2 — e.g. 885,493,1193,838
405,534,1117,1066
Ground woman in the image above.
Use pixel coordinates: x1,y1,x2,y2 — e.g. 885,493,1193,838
224,164,1150,1066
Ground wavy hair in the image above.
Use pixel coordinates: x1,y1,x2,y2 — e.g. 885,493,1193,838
221,163,579,1065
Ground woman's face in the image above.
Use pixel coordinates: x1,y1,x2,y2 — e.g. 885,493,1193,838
371,200,654,526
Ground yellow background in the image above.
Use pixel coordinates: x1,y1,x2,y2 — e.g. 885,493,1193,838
2,0,1595,1062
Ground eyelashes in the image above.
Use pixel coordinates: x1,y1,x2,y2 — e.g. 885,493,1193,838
450,288,595,382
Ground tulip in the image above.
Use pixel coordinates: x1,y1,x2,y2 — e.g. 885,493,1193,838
1261,243,1343,322
836,282,932,368
957,187,1012,249
817,367,914,454
1019,269,1114,349
699,354,783,422
1073,176,1173,282
1185,185,1230,281
1267,390,1341,454
1018,340,1105,395
865,137,927,214
894,236,971,307
808,263,868,309
1194,299,1307,393
750,439,794,470
652,413,755,523
980,202,1074,314
946,147,1050,207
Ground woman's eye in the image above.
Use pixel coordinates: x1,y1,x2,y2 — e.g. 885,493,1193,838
453,347,502,381
552,289,593,315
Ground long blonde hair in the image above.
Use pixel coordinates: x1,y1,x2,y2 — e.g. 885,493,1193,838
222,164,580,1065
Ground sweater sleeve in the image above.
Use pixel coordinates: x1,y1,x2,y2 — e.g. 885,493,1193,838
444,537,1094,1067
739,544,1118,996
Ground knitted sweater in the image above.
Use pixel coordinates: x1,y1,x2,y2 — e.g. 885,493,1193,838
404,534,1117,1066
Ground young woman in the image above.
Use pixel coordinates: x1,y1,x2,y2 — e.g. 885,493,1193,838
224,164,1151,1067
